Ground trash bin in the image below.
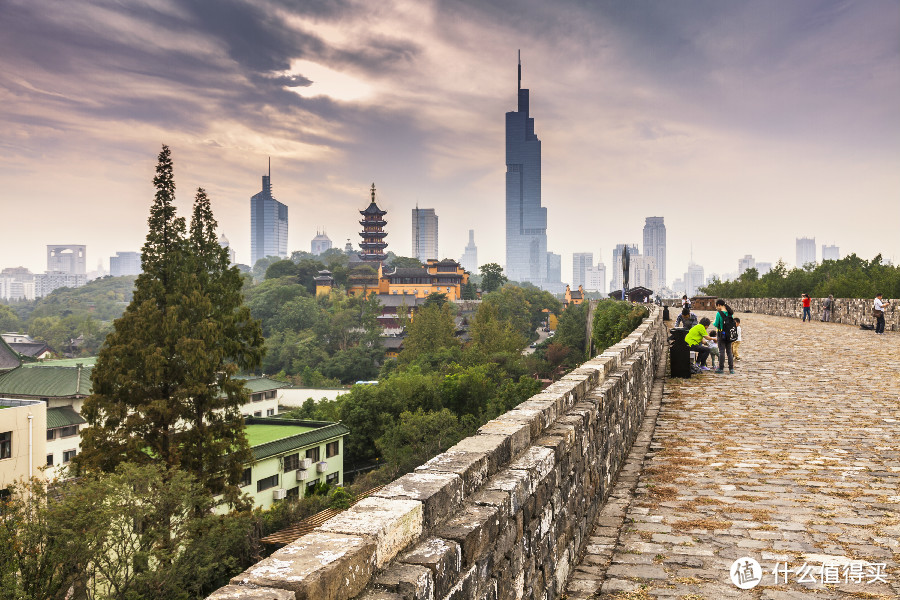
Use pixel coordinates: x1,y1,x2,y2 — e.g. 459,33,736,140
663,306,670,321
669,327,691,378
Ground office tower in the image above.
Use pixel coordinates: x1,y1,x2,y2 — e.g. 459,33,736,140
642,217,666,289
672,277,685,295
796,237,816,268
250,160,288,266
685,263,705,297
822,244,840,261
109,251,141,277
505,53,548,286
572,252,593,289
546,252,561,287
585,262,606,294
412,207,438,262
611,244,640,292
359,183,388,263
738,255,756,274
218,234,237,265
630,255,657,289
460,230,478,273
47,245,86,275
756,262,772,276
311,230,333,255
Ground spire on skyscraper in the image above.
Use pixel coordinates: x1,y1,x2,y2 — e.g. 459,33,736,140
517,49,521,91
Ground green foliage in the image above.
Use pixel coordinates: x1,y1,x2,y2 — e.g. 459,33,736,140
479,262,508,293
480,285,560,341
591,300,649,353
375,408,476,478
399,303,459,364
468,302,526,356
701,254,900,299
460,282,478,300
388,256,424,269
553,301,589,361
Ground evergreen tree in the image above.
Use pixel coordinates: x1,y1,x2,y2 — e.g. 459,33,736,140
79,148,263,505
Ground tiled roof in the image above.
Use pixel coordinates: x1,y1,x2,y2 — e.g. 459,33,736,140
374,293,425,308
236,376,291,393
0,338,21,372
0,365,92,398
47,406,86,429
390,267,429,278
9,342,51,357
381,337,405,349
244,417,349,461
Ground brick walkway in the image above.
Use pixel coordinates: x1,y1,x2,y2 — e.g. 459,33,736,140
574,312,900,599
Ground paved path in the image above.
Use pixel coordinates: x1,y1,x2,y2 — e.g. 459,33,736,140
572,312,900,599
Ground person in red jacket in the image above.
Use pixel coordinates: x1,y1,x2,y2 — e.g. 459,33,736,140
801,293,811,322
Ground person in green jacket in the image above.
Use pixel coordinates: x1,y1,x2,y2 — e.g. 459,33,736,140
685,317,716,370
713,299,736,374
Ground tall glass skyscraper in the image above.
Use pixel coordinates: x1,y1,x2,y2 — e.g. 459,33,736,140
642,217,666,290
412,207,438,262
250,161,288,266
505,53,547,285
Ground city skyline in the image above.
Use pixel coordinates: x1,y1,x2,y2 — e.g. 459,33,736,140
1,1,898,277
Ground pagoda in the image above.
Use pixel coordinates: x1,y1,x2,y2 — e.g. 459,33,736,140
358,183,388,262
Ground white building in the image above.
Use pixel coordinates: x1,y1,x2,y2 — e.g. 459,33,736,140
584,262,606,294
460,230,478,274
796,237,816,268
756,262,773,276
738,255,756,275
822,244,840,261
572,252,593,289
685,263,705,297
47,245,86,275
110,251,142,276
311,230,333,255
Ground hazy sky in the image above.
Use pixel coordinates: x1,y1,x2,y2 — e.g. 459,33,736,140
2,0,898,285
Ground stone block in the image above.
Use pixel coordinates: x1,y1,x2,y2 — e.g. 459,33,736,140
400,537,462,599
477,418,532,458
416,451,489,495
357,592,404,600
436,503,501,567
206,585,295,600
320,497,423,568
485,469,532,515
373,471,463,529
447,434,511,477
509,446,556,493
375,563,433,600
230,531,375,600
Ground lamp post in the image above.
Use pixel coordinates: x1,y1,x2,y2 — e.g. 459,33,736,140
622,245,630,301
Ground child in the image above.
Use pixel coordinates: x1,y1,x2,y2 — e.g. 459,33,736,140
733,318,742,360
704,328,720,370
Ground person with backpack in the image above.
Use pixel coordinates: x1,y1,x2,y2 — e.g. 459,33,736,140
713,299,737,374
821,295,834,322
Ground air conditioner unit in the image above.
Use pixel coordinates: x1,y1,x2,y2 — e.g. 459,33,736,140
316,461,328,473
272,488,287,500
296,469,309,482
301,458,313,469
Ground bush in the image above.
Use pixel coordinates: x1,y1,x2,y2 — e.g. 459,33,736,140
591,301,649,353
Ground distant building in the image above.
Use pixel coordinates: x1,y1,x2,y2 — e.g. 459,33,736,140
460,230,478,274
796,237,816,268
630,255,658,290
584,262,606,294
563,285,584,308
0,267,35,301
341,259,469,301
33,272,86,298
756,262,772,276
672,277,686,295
47,245,86,275
109,251,141,277
545,252,564,293
310,230,333,255
685,263,705,297
822,244,840,261
250,161,288,266
506,54,550,288
611,244,640,293
642,217,666,289
412,207,438,262
738,255,756,275
0,398,48,491
572,253,593,289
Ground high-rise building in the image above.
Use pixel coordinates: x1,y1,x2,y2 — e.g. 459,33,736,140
585,262,606,294
250,161,288,266
412,207,438,262
47,245,86,275
218,235,236,265
685,263,705,297
738,254,756,275
796,237,816,268
822,244,840,261
0,267,35,301
311,230,332,255
642,217,666,289
546,252,562,288
611,244,639,293
109,251,141,277
359,184,388,263
756,262,772,276
460,230,478,273
505,53,548,286
630,255,657,290
572,252,593,289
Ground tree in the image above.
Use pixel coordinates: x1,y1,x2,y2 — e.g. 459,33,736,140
78,147,264,504
0,304,21,332
479,263,508,293
399,303,460,364
388,256,424,269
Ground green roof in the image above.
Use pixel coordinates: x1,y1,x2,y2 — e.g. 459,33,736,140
246,424,317,446
46,406,87,429
0,365,92,398
22,357,98,368
237,377,291,393
243,417,349,461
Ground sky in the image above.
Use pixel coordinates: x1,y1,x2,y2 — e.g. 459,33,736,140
1,0,898,286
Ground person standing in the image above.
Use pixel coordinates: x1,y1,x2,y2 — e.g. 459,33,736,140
801,293,812,322
733,318,742,361
713,299,736,374
873,293,889,335
822,295,834,322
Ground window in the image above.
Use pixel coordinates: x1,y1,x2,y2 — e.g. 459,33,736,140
283,453,300,472
47,429,55,441
58,425,78,438
46,454,54,466
265,390,277,399
62,449,77,463
266,408,275,417
306,480,318,493
306,446,320,462
286,487,299,499
326,472,339,485
253,411,262,417
251,393,263,402
326,441,340,458
257,474,279,493
0,432,11,460
240,468,252,488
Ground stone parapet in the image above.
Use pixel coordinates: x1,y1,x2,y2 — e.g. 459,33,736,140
211,307,668,600
723,297,897,331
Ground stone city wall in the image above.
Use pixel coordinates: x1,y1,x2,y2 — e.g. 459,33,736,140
209,307,668,600
722,297,898,331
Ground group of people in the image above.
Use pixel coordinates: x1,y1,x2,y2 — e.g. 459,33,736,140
802,292,890,334
678,298,742,374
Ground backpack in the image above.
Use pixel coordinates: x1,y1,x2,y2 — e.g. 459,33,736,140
719,311,738,342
